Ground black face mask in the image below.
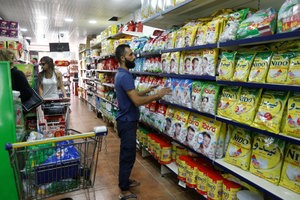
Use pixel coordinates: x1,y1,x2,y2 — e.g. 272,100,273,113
125,58,135,69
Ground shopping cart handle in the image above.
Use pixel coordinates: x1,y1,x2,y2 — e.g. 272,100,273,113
94,126,108,136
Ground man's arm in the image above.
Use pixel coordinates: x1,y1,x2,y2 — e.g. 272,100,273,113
127,87,171,107
137,85,159,96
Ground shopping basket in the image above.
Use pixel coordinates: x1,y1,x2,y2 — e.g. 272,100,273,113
5,127,108,200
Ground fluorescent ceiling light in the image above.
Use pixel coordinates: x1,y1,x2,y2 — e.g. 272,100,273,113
64,18,73,22
40,16,47,20
20,28,27,32
89,20,97,24
25,37,32,39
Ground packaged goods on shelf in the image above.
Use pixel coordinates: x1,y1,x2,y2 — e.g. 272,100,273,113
186,113,202,149
252,90,289,134
175,29,185,48
191,81,203,111
197,116,222,159
224,127,252,170
0,40,6,48
218,51,237,81
205,19,221,44
278,0,300,33
194,24,207,46
249,134,285,185
248,51,273,83
287,52,300,85
215,123,227,159
173,109,190,143
166,31,177,50
283,92,300,138
232,52,256,82
279,143,300,194
218,86,241,118
222,179,241,200
219,8,249,42
183,22,198,47
200,82,220,115
266,52,295,84
164,106,176,137
161,53,170,73
206,170,223,200
231,87,263,126
202,49,218,76
170,52,180,74
162,77,172,102
237,8,277,39
180,50,203,75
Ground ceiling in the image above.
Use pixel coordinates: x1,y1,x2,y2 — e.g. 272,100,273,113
0,0,141,52
0,0,285,53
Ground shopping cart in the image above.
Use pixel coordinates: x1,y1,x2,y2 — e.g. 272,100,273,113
37,98,71,137
5,127,108,200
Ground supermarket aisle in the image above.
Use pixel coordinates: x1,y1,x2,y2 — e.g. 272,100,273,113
48,95,200,200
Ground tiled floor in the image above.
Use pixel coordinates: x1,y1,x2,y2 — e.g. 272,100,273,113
48,96,200,200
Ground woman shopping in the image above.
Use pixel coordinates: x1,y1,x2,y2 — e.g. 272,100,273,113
38,56,67,99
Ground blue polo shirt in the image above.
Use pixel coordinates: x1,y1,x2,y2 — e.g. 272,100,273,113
114,68,139,121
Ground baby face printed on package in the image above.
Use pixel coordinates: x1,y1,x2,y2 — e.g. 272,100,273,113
172,78,182,104
196,116,222,159
170,52,181,74
164,106,176,138
202,49,218,76
161,53,170,73
186,113,202,150
200,82,220,115
178,79,193,108
194,24,206,46
192,81,203,111
173,109,190,144
190,51,203,75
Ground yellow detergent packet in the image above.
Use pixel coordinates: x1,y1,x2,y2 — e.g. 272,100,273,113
267,52,294,84
164,106,176,138
248,51,273,83
170,52,181,74
218,51,237,81
231,87,262,126
224,127,252,170
250,134,285,185
287,52,300,85
283,92,300,138
218,86,241,118
232,52,256,82
252,90,289,134
279,144,300,194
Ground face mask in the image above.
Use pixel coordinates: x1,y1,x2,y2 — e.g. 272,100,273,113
125,58,135,69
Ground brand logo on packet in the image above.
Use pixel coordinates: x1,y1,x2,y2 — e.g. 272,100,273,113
233,134,249,145
202,122,216,132
287,149,300,162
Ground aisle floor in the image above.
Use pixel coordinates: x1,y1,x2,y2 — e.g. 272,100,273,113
48,96,200,200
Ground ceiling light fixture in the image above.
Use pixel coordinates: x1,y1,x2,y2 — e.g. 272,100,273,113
25,37,32,39
20,28,27,32
64,18,73,22
89,20,97,24
40,16,47,20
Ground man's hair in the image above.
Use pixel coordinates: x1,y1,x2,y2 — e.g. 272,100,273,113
32,58,38,62
115,44,130,63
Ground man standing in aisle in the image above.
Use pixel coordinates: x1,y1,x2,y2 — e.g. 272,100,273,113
115,44,171,200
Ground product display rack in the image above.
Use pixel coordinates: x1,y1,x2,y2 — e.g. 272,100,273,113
139,120,299,200
77,1,300,199
159,100,300,145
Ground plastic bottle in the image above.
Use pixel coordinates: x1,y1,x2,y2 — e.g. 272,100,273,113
12,90,25,141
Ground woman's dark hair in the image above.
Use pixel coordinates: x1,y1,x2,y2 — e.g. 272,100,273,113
115,44,130,63
40,56,54,71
